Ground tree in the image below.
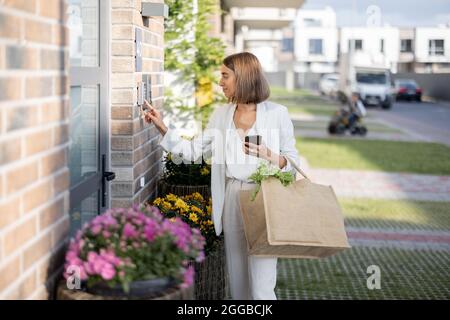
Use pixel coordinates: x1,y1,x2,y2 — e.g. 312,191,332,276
164,0,226,128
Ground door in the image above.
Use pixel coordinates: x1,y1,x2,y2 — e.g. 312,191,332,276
67,0,113,235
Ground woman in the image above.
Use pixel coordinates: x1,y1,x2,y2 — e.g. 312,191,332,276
144,52,301,300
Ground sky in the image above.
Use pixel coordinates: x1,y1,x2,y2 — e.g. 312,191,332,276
302,0,450,27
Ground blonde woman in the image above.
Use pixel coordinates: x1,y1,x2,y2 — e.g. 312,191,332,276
144,52,301,300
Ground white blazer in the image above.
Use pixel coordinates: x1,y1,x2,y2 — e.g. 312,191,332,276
158,100,301,236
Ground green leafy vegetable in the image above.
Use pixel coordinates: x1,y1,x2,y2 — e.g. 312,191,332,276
248,162,295,201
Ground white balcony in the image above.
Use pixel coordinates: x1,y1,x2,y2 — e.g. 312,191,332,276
231,7,297,30
222,0,304,10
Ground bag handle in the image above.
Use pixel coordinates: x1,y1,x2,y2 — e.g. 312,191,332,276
283,155,310,181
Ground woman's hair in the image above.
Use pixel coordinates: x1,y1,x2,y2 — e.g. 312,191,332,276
223,52,270,104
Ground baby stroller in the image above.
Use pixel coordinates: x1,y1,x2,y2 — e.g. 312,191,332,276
328,93,368,136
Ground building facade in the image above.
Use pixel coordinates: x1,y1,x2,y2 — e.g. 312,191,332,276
294,6,338,74
0,0,165,299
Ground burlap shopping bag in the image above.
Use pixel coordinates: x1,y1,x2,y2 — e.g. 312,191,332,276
239,157,350,258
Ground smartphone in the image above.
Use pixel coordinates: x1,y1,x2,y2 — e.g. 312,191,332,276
245,135,262,145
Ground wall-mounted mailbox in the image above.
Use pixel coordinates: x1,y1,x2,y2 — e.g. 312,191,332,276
141,2,169,18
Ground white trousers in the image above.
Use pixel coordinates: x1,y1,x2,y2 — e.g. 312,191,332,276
222,177,278,300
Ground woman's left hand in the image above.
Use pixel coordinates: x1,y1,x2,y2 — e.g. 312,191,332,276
243,141,272,161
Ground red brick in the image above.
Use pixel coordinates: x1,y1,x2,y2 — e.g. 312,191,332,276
0,197,22,229
24,128,53,156
0,136,22,166
3,0,37,13
0,256,21,292
6,105,40,132
3,216,37,257
38,198,65,232
23,232,52,269
0,78,22,101
0,13,22,40
40,148,67,177
25,19,52,44
53,169,69,195
25,77,53,99
6,160,38,195
22,179,52,213
38,0,63,19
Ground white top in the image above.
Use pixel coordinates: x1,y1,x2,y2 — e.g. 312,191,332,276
225,106,266,182
158,101,302,236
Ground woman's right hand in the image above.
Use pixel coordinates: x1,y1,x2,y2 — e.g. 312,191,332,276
143,100,168,136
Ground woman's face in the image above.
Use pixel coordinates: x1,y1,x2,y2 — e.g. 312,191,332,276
219,64,236,100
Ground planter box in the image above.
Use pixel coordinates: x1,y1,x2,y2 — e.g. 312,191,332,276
57,281,194,300
157,179,211,200
189,237,229,300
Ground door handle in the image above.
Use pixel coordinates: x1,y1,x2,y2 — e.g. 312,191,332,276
103,171,115,181
101,155,115,207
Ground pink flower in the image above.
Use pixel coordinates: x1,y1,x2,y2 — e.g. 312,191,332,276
123,223,138,239
91,224,102,235
181,266,195,289
100,263,116,280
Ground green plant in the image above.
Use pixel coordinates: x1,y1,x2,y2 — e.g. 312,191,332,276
161,150,211,186
63,205,205,293
248,162,295,201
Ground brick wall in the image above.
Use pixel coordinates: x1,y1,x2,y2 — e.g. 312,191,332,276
0,0,166,300
110,0,165,208
0,0,70,299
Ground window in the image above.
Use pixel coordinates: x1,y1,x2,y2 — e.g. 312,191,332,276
282,38,294,52
380,39,385,53
356,73,387,85
303,18,322,27
309,39,323,55
401,39,413,53
429,39,444,56
348,39,363,51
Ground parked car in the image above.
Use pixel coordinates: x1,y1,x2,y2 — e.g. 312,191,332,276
394,79,422,102
319,73,339,98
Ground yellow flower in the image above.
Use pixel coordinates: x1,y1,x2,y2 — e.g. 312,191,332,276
192,192,204,202
191,205,203,215
200,167,210,176
162,201,172,210
206,205,212,215
189,213,198,223
175,198,189,212
153,198,162,206
166,193,178,202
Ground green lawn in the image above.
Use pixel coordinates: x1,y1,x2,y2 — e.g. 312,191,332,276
270,86,341,117
293,120,402,134
287,104,338,117
297,137,450,175
270,86,317,99
340,198,450,231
